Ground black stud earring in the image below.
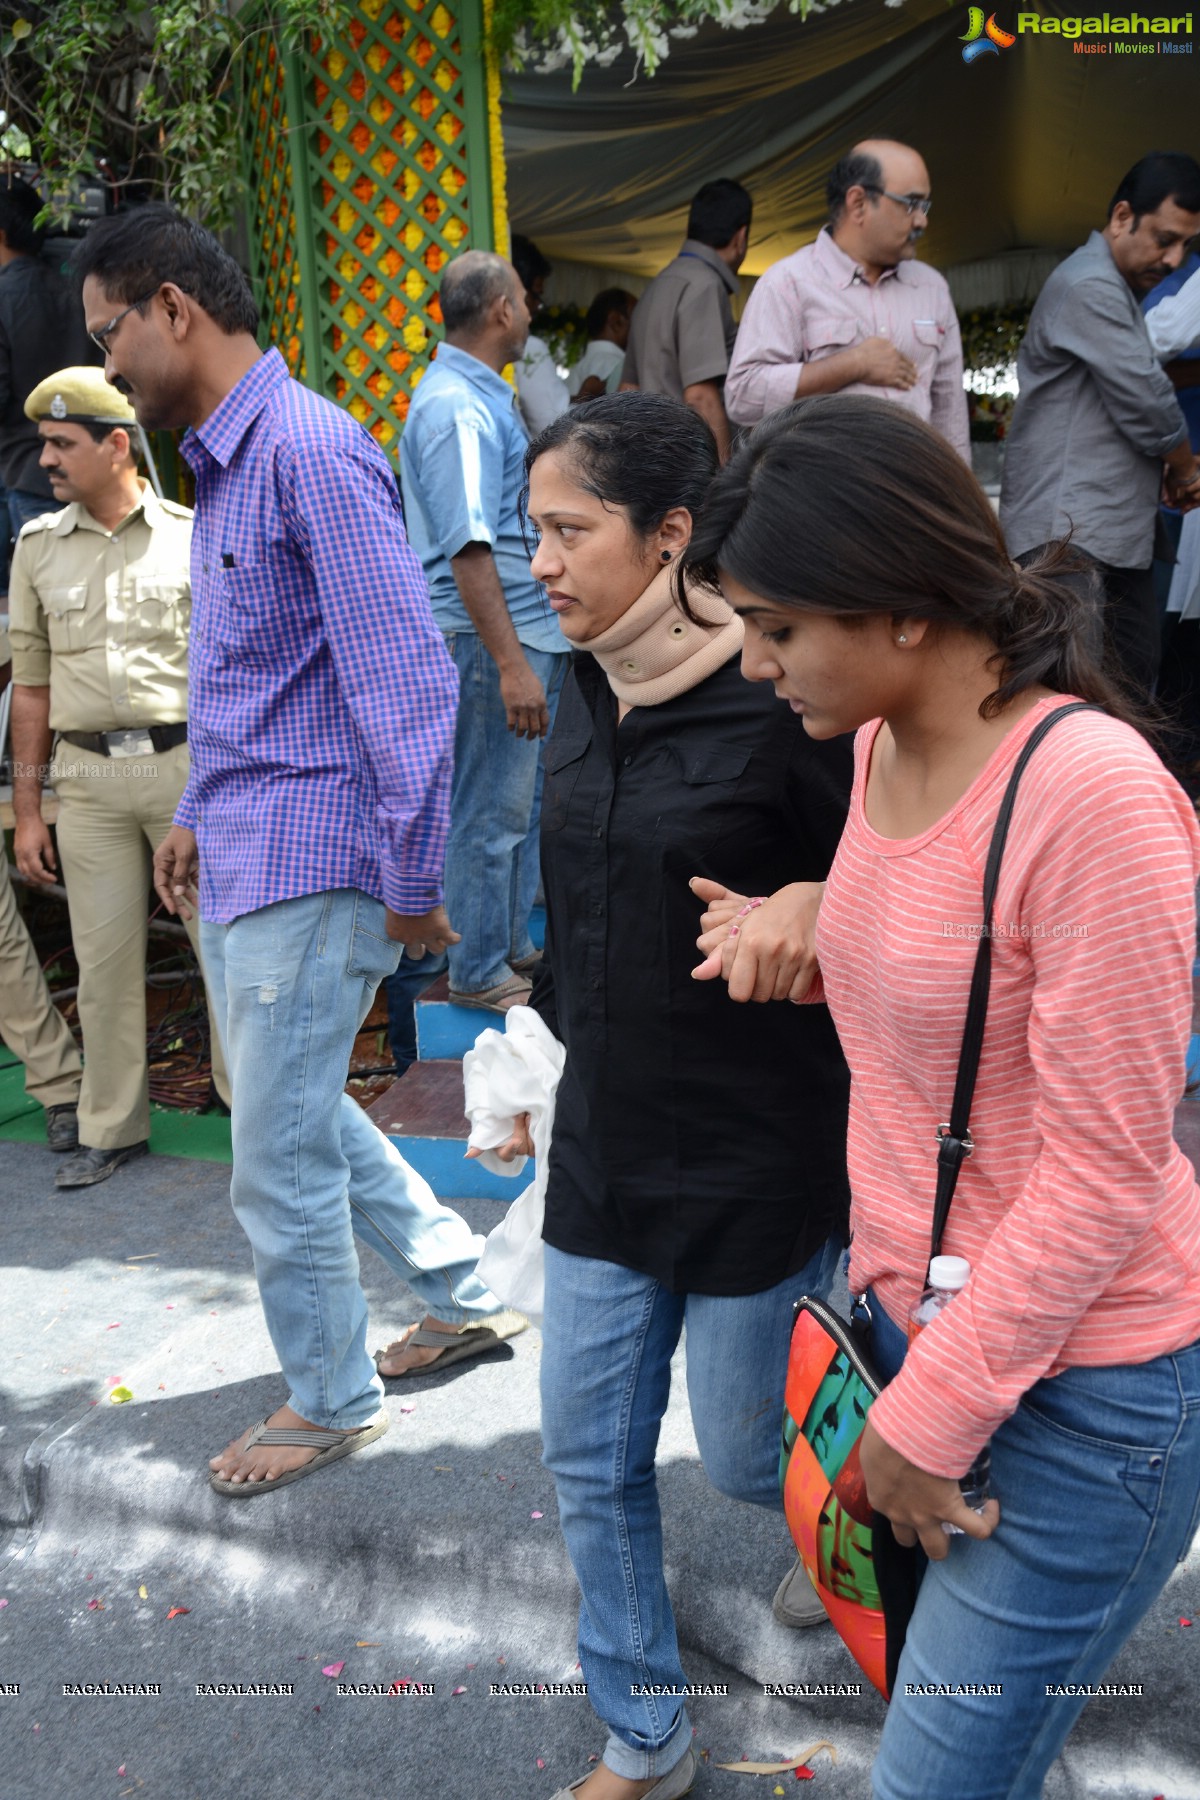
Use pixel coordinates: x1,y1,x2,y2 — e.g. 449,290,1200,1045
661,550,672,562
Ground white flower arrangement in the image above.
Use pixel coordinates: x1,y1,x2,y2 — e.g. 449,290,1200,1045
501,0,871,84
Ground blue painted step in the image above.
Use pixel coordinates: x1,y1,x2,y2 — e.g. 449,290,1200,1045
366,1057,531,1204
366,906,546,1201
417,979,499,1061
398,1133,525,1204
416,903,544,1060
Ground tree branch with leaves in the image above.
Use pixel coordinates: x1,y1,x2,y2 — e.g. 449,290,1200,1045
0,1,348,226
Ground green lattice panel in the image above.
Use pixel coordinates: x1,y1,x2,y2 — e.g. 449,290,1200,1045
305,0,478,447
243,33,306,381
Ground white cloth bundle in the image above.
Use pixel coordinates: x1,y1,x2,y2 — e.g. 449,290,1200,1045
463,1005,565,1321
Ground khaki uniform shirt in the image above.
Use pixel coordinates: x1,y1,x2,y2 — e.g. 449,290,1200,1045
8,485,191,732
622,239,739,401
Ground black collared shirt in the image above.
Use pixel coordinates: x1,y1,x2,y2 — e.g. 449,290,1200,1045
0,257,96,494
532,650,853,1296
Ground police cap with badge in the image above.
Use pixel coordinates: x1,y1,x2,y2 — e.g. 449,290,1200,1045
25,366,137,429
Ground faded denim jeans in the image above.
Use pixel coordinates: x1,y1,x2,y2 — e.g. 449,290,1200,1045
442,632,568,995
540,1234,843,1781
200,887,500,1428
384,635,567,1038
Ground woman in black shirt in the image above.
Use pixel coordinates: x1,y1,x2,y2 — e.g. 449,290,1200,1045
513,394,851,1800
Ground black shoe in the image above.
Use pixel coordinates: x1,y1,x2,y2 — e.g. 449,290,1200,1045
45,1103,80,1153
55,1141,149,1189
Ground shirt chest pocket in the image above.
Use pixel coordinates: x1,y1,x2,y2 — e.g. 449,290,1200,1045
910,319,944,364
541,735,591,833
220,552,308,667
805,314,861,361
43,583,88,653
655,743,755,864
129,574,190,643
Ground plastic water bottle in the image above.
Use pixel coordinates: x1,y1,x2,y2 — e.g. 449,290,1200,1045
906,1254,971,1342
906,1255,991,1533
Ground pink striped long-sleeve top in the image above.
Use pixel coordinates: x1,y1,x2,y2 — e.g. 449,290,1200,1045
816,695,1200,1477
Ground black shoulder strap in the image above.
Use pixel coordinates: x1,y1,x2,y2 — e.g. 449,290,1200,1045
928,701,1098,1261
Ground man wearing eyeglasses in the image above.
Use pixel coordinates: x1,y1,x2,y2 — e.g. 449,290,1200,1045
724,139,970,462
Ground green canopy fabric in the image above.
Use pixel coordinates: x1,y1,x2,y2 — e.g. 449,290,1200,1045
501,2,1199,281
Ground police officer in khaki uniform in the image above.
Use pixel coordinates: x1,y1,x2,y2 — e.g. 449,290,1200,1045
9,367,229,1187
0,621,83,1149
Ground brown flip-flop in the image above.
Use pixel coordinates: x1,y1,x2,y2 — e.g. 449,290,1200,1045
373,1311,528,1380
209,1412,389,1497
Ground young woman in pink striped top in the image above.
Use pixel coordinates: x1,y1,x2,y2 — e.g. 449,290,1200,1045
682,394,1200,1797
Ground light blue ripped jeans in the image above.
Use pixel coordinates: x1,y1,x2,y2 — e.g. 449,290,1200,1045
200,888,500,1428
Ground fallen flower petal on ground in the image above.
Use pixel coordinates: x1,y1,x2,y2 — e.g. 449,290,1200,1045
166,1607,190,1620
321,1663,344,1678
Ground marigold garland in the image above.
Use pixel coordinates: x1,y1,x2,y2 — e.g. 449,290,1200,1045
483,0,511,257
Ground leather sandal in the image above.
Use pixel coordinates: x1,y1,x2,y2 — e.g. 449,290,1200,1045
447,973,532,1013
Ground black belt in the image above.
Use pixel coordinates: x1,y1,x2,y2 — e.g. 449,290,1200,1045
60,724,188,757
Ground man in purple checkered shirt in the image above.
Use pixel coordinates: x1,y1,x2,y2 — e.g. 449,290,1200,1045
76,209,526,1496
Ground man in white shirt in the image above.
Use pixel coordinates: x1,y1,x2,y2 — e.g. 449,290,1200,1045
511,234,570,436
569,289,637,402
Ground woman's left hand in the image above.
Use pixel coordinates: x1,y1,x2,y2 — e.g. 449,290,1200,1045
859,1418,1000,1562
689,877,825,1002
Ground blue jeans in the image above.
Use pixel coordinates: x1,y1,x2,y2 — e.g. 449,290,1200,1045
865,1290,1200,1798
8,487,54,537
442,632,567,995
383,635,566,1048
5,487,52,585
199,888,501,1427
540,1235,842,1781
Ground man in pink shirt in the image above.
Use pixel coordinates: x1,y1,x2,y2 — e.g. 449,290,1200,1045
725,139,970,462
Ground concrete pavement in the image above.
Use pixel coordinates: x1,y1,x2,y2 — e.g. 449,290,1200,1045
1,1137,1197,1800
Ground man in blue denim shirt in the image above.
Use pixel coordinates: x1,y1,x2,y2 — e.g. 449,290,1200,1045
398,250,569,1013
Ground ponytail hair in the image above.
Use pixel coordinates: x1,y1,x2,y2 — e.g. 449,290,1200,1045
677,395,1147,731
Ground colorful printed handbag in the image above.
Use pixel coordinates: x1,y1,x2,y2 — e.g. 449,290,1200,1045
779,703,1094,1700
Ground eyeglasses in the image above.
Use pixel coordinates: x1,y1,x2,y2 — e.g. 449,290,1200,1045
863,187,933,218
89,286,161,355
